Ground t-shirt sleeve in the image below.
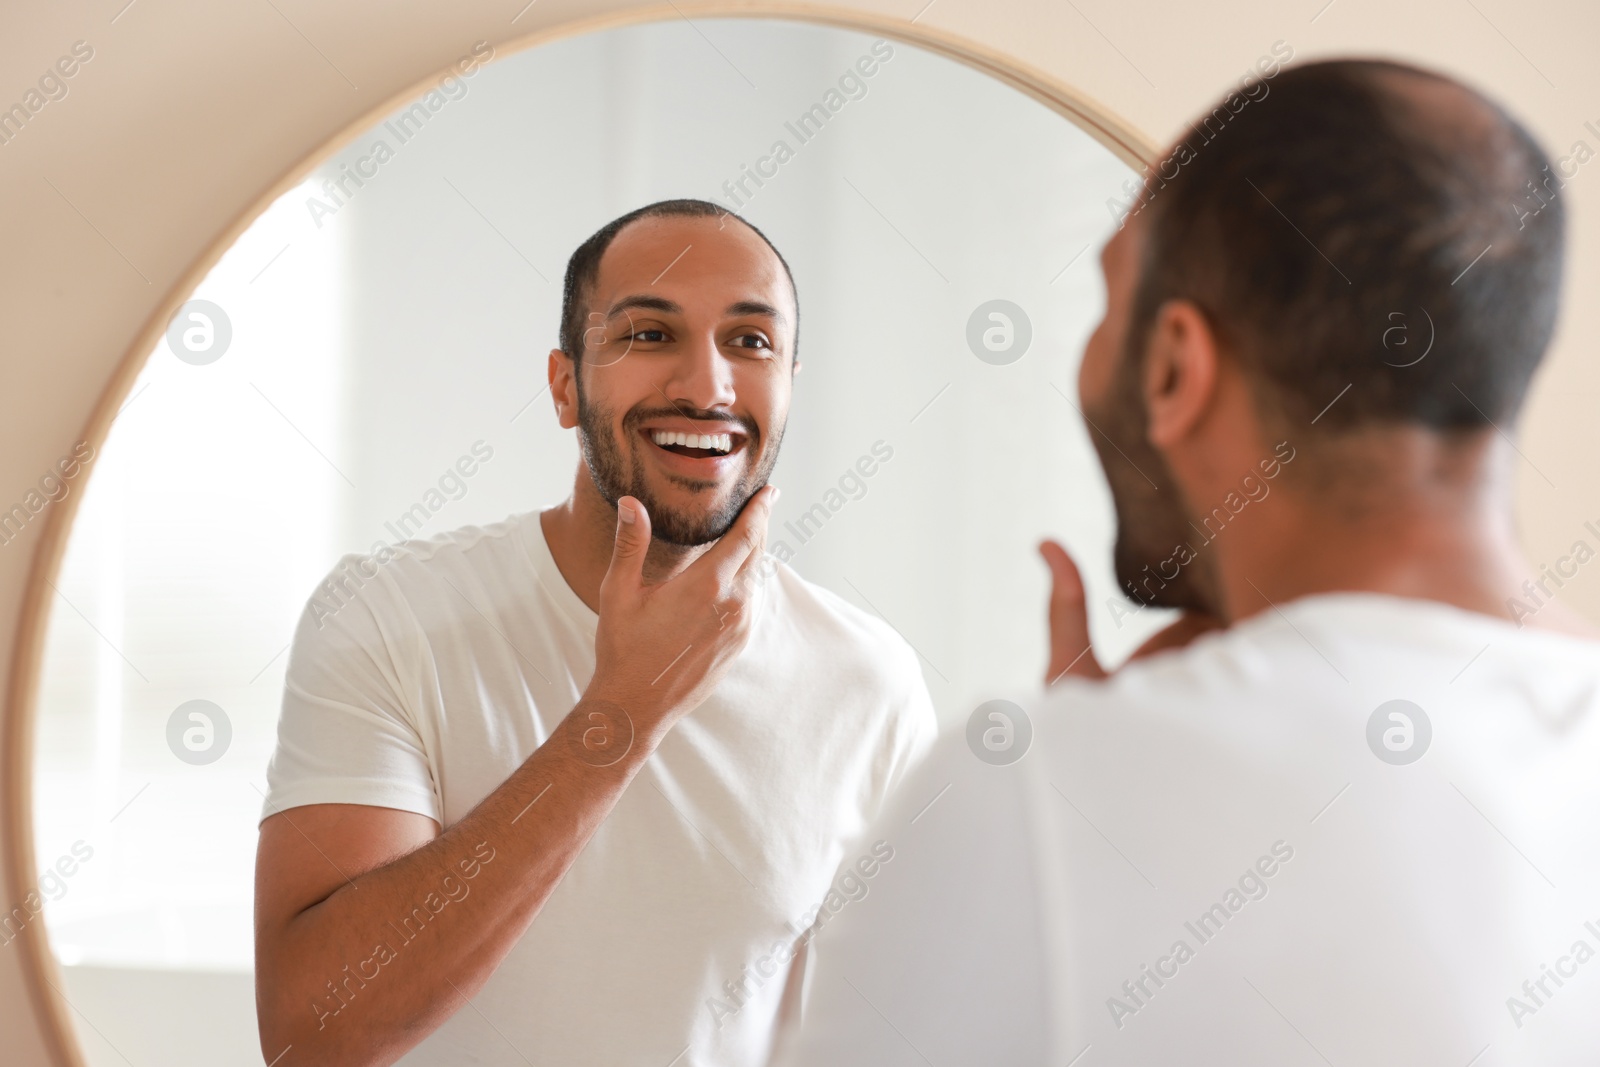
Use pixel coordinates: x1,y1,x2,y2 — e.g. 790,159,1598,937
259,553,443,826
871,643,941,821
774,727,1054,1067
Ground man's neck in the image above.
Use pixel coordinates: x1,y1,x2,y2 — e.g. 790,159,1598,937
540,470,710,613
1206,435,1600,639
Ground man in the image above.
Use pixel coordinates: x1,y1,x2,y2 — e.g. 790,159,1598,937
778,61,1600,1066
253,199,936,1066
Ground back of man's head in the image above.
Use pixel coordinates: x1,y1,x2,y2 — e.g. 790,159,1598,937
1129,59,1565,437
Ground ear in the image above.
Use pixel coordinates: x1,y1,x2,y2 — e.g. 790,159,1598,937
1142,300,1220,450
548,348,579,430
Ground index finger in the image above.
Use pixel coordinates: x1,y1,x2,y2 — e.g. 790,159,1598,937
687,485,777,592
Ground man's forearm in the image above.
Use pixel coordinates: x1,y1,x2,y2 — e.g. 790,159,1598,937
258,695,663,1066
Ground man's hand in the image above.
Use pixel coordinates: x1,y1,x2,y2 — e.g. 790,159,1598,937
1039,538,1224,685
1041,539,1108,682
589,487,777,734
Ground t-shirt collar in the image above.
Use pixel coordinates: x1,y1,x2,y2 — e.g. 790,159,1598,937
517,509,600,637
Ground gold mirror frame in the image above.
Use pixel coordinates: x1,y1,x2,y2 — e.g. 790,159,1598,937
2,7,1155,1064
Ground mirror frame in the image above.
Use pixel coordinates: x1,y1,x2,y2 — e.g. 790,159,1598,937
2,7,1155,1064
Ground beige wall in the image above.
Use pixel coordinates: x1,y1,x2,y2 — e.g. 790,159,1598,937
2,1,1594,1062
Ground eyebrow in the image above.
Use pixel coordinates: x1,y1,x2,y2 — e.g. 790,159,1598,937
725,300,786,325
604,294,787,326
605,294,681,320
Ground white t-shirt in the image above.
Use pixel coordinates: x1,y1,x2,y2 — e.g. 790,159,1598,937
261,509,937,1067
778,593,1600,1067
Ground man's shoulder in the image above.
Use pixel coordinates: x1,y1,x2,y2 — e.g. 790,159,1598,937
378,511,534,572
1038,591,1600,758
353,512,532,582
1038,596,1401,732
762,561,921,672
302,512,539,631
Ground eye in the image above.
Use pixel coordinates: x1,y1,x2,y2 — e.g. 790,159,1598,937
729,333,771,351
627,328,668,343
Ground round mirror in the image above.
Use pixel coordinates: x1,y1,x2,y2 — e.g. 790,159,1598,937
29,16,1140,1063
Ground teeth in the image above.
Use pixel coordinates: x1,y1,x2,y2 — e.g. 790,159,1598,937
651,430,732,455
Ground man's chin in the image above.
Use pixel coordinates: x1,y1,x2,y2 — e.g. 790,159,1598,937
647,517,727,547
1114,531,1191,612
1112,550,1217,616
634,490,747,547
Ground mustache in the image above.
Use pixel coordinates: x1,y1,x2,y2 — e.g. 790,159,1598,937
622,403,758,442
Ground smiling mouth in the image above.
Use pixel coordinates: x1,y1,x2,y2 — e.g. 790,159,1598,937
646,428,742,459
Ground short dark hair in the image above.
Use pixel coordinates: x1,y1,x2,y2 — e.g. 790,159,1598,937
559,198,799,365
1127,59,1565,433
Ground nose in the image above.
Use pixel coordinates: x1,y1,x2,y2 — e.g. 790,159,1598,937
662,329,737,412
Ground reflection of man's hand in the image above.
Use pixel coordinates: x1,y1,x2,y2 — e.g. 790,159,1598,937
588,488,778,736
1039,539,1224,685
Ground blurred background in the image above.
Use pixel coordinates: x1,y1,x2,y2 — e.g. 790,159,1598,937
28,18,1143,1064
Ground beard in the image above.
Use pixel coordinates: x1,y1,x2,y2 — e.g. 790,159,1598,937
1087,343,1220,616
576,386,783,547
